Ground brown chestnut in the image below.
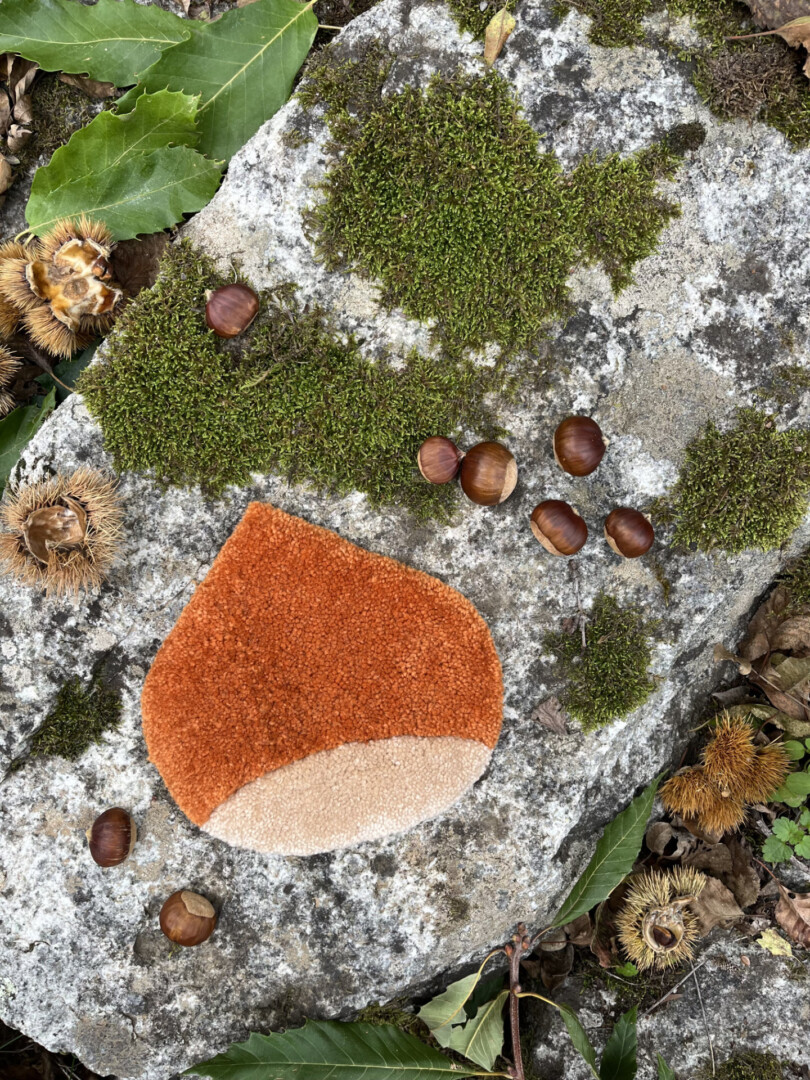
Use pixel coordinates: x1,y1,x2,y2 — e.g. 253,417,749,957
86,807,136,867
205,283,259,338
459,442,518,506
553,416,606,477
417,437,463,484
604,507,654,558
530,500,588,556
159,890,217,947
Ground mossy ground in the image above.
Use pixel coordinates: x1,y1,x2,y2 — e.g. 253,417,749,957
28,669,121,761
17,75,108,172
698,1051,786,1080
79,243,506,518
652,409,810,554
303,56,684,360
445,0,516,39
554,0,810,147
544,594,657,730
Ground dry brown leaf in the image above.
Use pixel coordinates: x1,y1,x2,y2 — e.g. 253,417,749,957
537,928,567,952
682,836,759,909
746,0,810,23
711,685,758,708
756,653,810,721
740,585,791,660
713,642,753,675
645,820,699,861
531,696,568,734
775,883,810,947
739,4,810,77
58,73,117,99
689,874,744,936
539,943,574,992
484,5,516,66
7,124,31,153
0,158,13,196
562,913,592,947
109,232,171,297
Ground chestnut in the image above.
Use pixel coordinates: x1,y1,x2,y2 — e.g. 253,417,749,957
459,442,518,506
553,416,606,477
205,283,259,338
159,890,217,947
604,507,654,558
530,500,588,556
87,807,136,867
417,436,463,485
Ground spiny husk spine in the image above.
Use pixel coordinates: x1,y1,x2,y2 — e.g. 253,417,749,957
616,867,706,972
0,468,123,595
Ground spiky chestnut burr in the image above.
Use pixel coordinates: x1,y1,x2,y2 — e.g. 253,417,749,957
0,468,123,595
0,346,21,417
660,767,720,818
616,867,706,971
660,764,746,837
740,742,791,803
0,217,123,357
702,712,757,798
0,240,30,338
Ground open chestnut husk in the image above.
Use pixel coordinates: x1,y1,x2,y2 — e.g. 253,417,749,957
159,890,217,947
530,500,588,556
417,437,463,485
553,416,606,477
205,283,259,338
459,442,518,506
604,507,654,558
87,807,136,867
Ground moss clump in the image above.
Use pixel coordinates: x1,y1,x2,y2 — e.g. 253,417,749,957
446,0,516,40
80,242,506,518
354,1001,429,1039
306,65,682,359
17,74,110,172
29,669,121,761
699,1051,785,1080
652,409,810,554
553,0,654,47
544,594,656,731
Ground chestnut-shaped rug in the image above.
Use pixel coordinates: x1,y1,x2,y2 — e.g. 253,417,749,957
141,503,503,855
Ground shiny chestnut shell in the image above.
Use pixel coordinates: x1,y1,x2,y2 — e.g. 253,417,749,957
87,807,136,867
417,437,463,485
205,283,259,338
553,416,606,477
159,890,217,947
459,442,518,506
604,507,654,558
530,500,588,556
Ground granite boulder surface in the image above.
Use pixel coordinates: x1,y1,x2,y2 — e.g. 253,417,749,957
1,0,810,1076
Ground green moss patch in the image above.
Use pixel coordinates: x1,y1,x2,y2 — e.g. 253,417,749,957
652,409,810,554
699,1051,785,1080
304,63,683,360
555,0,810,147
80,243,506,518
544,594,656,731
446,0,516,40
29,669,121,761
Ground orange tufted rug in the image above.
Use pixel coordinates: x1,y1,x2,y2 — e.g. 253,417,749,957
141,503,503,855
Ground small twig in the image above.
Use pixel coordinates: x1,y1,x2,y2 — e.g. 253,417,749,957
506,925,530,1080
691,961,714,1076
641,958,708,1016
318,23,344,29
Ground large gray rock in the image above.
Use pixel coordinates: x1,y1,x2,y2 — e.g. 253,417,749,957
1,0,810,1076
